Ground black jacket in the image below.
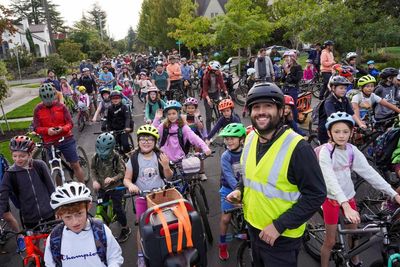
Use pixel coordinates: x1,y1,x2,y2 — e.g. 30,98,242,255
106,103,131,131
0,160,55,224
79,75,97,94
283,64,303,86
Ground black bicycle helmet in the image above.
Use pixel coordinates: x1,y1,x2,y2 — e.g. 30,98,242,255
324,40,334,46
380,68,399,80
330,76,352,86
245,82,284,109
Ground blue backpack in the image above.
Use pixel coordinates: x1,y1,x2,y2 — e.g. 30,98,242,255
49,218,108,267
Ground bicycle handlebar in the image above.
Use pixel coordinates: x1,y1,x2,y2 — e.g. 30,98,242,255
3,219,62,236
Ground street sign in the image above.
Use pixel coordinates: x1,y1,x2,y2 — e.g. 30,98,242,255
176,41,182,45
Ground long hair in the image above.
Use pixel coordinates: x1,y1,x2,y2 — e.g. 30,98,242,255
163,116,185,128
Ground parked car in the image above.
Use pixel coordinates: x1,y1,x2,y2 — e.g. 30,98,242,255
266,46,299,56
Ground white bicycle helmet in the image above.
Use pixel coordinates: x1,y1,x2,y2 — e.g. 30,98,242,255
209,60,221,71
346,52,357,60
50,182,92,210
247,68,256,76
325,111,355,130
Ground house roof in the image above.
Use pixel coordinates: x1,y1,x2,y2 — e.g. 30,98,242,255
32,33,46,43
29,24,46,33
196,0,228,16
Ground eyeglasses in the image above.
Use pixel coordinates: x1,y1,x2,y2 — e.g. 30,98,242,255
139,138,155,144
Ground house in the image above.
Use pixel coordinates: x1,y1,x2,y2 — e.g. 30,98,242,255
196,0,228,18
0,18,51,59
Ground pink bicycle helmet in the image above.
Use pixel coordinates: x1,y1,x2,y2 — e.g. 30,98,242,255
184,97,199,107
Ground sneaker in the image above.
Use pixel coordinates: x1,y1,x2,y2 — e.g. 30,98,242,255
199,173,208,181
117,227,132,243
219,243,229,261
137,254,146,267
16,235,26,252
347,260,363,267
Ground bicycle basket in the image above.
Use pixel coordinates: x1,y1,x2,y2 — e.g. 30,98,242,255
78,102,88,111
181,156,201,174
146,188,183,208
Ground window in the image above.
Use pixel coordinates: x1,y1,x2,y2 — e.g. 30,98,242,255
210,12,219,18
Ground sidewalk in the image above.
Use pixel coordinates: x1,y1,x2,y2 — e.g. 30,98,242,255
2,87,38,114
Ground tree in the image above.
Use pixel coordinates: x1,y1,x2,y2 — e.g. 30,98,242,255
69,15,100,54
214,0,272,71
126,26,136,52
10,0,66,32
0,4,17,43
87,2,107,39
58,40,85,64
46,53,68,75
167,0,214,50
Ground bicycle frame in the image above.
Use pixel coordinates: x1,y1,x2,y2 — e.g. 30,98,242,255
23,233,49,266
95,186,127,226
48,143,66,185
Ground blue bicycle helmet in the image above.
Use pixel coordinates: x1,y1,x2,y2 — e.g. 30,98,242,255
164,100,182,113
95,133,116,160
367,60,375,65
325,112,355,130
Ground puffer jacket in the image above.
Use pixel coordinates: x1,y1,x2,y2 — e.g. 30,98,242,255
0,160,55,224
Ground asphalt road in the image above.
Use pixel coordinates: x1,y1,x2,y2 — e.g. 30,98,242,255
0,93,383,267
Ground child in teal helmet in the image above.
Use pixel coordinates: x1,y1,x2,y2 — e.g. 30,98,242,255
91,133,131,243
217,123,246,261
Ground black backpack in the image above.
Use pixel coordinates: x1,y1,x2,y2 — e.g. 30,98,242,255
129,150,165,183
159,126,190,154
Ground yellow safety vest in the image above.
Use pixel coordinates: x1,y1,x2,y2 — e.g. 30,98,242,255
241,129,305,238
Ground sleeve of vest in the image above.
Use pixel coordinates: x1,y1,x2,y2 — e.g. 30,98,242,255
273,141,327,234
104,224,124,267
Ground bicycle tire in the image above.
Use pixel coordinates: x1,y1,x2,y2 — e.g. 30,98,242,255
51,169,63,187
233,85,247,106
192,184,213,244
78,113,85,132
307,135,320,149
0,219,11,245
302,209,325,261
76,146,91,184
237,240,254,267
369,259,385,267
354,179,385,215
312,83,321,98
127,133,135,151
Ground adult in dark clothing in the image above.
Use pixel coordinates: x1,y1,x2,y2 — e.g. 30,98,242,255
308,43,322,72
318,76,366,144
254,48,275,82
44,69,60,91
79,68,97,94
227,83,326,267
106,91,133,153
134,55,147,75
282,52,303,122
269,46,281,59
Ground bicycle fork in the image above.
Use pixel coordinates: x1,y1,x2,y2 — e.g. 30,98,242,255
49,146,66,185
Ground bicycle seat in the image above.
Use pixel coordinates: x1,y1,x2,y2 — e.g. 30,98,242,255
164,248,199,267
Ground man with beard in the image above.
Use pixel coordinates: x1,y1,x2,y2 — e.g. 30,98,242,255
227,83,326,267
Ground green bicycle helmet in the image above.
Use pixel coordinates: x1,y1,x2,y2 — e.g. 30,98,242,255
219,123,247,138
95,133,116,160
357,75,376,88
39,83,55,105
137,125,160,140
114,85,123,91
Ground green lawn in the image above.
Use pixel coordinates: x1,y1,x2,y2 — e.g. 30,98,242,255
0,120,32,131
0,141,11,163
21,83,40,88
2,97,40,119
383,47,400,56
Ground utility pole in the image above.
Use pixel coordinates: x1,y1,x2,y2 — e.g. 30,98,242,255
42,0,56,53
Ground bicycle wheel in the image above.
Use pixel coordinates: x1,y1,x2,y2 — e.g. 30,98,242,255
77,146,91,184
233,85,247,106
0,219,11,245
78,113,85,132
192,184,213,244
312,83,321,98
127,133,135,151
52,169,63,187
302,210,325,261
237,240,254,267
354,179,386,215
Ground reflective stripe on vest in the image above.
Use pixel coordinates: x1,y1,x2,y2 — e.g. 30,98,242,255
241,129,305,238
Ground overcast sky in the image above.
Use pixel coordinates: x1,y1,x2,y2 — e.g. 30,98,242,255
5,0,143,40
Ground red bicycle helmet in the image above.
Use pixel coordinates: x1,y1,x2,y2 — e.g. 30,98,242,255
9,136,35,153
218,99,234,111
284,95,295,106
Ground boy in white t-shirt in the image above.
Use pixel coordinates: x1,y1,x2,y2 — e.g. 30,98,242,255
44,182,123,267
351,75,400,122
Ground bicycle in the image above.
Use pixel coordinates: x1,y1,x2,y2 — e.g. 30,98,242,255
232,75,249,106
0,218,12,249
76,103,90,132
32,135,90,186
2,219,61,267
303,208,400,267
94,186,129,226
210,96,223,127
223,206,254,267
169,152,214,244
299,75,323,98
93,129,135,162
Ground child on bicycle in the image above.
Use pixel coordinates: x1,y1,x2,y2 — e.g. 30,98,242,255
135,71,152,103
44,182,123,267
122,78,133,102
205,98,241,145
77,85,90,121
318,112,400,267
283,95,305,136
91,133,131,243
92,88,112,131
152,100,211,169
123,125,173,267
106,90,133,153
145,86,165,124
0,136,55,251
217,123,246,261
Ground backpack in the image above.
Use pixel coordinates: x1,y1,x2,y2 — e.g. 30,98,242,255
7,160,47,209
159,126,190,154
0,154,9,183
130,150,165,183
312,99,325,126
314,143,354,168
50,218,108,267
373,128,400,167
